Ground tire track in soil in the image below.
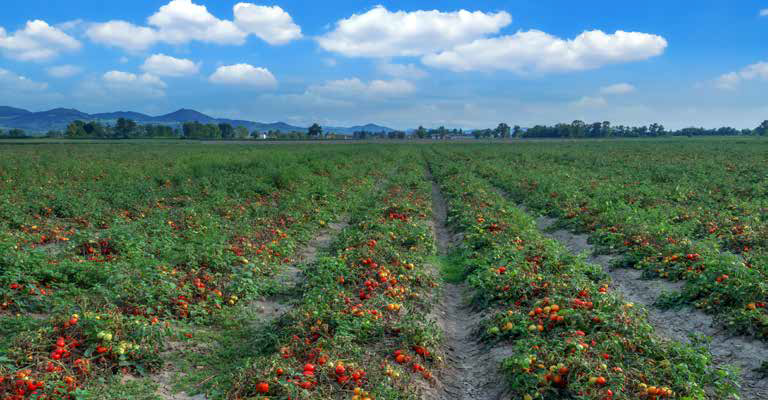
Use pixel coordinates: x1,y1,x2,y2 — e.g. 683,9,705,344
503,191,768,399
425,170,511,400
250,217,350,320
153,218,350,400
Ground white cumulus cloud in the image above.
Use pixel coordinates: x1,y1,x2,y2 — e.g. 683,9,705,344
378,63,428,79
103,70,166,97
307,78,415,98
600,83,636,95
0,20,81,61
0,68,48,91
760,9,768,16
209,64,277,89
147,0,245,45
715,61,768,90
86,20,159,52
317,6,511,57
141,54,199,77
86,0,302,52
233,4,302,45
46,65,82,78
423,30,668,73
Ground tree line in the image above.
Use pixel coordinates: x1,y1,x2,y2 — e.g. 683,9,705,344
0,128,27,138
2,118,768,140
58,119,177,139
511,120,768,138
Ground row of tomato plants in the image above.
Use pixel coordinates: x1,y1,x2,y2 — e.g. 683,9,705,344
459,141,768,340
0,145,387,398
229,158,442,399
428,153,739,400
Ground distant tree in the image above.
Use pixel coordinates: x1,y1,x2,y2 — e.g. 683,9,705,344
494,123,511,138
66,120,87,138
144,124,174,138
570,120,586,138
206,124,222,139
115,118,137,138
414,126,427,139
182,121,220,139
133,125,146,138
587,122,602,138
308,123,323,138
756,120,768,136
235,126,250,139
8,128,25,138
182,122,197,139
0,129,5,137
513,125,522,138
598,121,610,137
219,123,235,139
84,121,108,138
650,123,667,136
46,130,64,138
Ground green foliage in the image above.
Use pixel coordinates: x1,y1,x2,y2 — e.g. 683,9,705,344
466,138,768,341
429,152,739,399
0,143,393,398
308,122,323,138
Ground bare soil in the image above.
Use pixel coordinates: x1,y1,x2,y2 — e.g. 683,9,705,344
149,340,211,400
534,215,768,399
425,171,510,400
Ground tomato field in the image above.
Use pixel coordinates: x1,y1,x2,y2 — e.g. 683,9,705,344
1,138,767,400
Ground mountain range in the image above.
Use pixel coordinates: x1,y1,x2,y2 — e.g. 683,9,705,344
0,106,396,135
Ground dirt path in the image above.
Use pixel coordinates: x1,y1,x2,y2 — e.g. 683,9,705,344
426,171,510,400
154,218,350,400
532,213,768,399
251,216,350,320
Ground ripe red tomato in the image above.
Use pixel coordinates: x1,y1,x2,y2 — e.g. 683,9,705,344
595,376,607,385
256,382,269,393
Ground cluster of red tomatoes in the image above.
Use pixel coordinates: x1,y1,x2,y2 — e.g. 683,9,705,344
75,239,118,262
0,315,92,399
393,347,433,380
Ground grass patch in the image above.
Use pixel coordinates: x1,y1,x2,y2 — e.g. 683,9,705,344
429,253,466,283
168,306,286,399
82,375,161,400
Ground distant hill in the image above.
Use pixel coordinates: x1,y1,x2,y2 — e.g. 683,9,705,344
91,111,152,120
152,108,218,124
0,106,396,135
3,108,91,131
0,106,30,118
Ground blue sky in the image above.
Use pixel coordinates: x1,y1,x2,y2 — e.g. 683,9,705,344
0,0,766,129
